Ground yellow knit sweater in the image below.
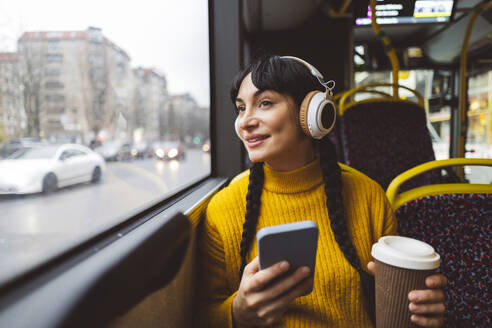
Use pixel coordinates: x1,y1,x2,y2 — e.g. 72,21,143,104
195,159,397,327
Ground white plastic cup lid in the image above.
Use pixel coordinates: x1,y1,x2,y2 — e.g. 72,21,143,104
371,236,440,270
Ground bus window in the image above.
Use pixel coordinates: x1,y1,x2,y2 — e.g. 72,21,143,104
466,71,492,183
0,0,210,287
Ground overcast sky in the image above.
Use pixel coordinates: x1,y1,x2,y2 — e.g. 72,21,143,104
0,0,210,107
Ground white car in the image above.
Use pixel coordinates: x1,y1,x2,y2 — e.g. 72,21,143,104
0,143,106,194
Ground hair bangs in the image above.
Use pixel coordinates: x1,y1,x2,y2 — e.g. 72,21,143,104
230,55,323,108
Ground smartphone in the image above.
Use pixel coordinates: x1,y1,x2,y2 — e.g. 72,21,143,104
256,220,318,296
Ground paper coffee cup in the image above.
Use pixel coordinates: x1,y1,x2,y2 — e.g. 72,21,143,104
371,236,440,328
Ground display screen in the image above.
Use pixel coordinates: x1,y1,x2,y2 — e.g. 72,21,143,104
356,0,455,26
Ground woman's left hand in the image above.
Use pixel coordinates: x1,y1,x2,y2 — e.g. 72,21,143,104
367,261,447,327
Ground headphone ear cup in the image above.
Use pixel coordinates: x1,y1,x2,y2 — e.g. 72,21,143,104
299,91,320,138
320,97,337,133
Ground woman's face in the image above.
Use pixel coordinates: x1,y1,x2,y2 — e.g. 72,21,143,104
235,73,314,171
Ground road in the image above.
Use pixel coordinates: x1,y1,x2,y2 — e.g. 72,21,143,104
0,149,210,285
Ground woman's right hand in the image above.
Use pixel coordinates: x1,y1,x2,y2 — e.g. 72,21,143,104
232,257,313,327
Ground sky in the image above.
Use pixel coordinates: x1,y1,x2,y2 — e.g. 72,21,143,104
0,0,210,107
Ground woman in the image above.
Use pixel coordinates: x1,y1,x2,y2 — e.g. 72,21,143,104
195,55,447,327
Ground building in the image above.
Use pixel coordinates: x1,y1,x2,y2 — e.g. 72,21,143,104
17,27,133,143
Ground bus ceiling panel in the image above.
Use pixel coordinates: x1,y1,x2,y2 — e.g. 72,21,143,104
242,0,320,33
455,0,484,10
423,8,492,64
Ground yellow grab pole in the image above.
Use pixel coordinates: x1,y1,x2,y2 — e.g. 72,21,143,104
370,0,400,98
327,0,352,18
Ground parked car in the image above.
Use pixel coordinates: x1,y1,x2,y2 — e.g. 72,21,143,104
152,141,186,161
0,144,106,194
0,138,44,159
94,141,132,161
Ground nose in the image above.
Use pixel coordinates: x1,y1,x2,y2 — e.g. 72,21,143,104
237,108,259,131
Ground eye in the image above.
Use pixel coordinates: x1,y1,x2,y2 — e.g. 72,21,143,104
235,105,245,113
260,100,272,107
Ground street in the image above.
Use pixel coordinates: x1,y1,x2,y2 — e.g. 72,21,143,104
0,149,210,284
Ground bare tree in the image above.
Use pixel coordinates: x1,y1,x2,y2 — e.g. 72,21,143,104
78,30,114,141
17,38,44,138
0,125,7,143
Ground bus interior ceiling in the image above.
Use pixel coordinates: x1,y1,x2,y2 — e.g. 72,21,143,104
243,0,492,72
242,0,492,167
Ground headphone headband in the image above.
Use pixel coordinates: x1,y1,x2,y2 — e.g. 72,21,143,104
281,56,335,95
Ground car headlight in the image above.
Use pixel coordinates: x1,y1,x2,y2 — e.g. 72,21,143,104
131,149,137,156
155,148,164,158
168,148,178,158
202,144,210,152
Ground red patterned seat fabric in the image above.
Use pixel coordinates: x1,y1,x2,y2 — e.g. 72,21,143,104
395,193,492,327
341,101,440,190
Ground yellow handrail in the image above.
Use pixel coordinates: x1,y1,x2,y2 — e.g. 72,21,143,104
457,1,492,172
370,0,400,97
334,89,393,103
326,0,352,18
338,83,425,115
386,158,492,210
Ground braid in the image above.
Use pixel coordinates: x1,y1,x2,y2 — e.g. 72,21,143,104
317,136,376,323
238,162,265,279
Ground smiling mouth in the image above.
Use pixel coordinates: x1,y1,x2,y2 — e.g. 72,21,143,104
247,136,269,142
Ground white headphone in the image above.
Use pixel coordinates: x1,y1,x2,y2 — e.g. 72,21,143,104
235,56,337,140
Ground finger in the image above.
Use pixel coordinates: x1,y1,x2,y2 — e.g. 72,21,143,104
367,261,375,276
247,261,290,292
411,314,445,327
408,289,445,303
258,276,314,317
425,274,448,289
409,302,446,315
254,266,311,303
244,257,260,277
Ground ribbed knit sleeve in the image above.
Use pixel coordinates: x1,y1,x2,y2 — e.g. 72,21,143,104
194,199,236,328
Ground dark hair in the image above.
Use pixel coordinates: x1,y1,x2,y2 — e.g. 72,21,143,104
231,56,375,322
231,55,322,109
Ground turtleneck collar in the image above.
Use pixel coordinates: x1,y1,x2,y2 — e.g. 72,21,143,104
263,158,323,194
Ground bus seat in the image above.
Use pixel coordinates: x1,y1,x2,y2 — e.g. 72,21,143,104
340,98,439,191
386,159,492,328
